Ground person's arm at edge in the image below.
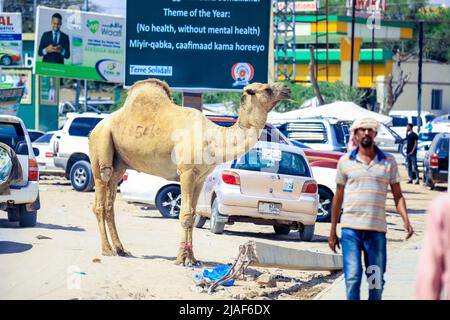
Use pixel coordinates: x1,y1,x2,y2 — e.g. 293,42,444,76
390,183,414,240
329,184,344,253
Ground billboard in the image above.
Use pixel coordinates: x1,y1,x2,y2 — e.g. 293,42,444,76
34,6,125,83
0,87,24,116
125,0,272,90
0,13,23,67
0,69,32,105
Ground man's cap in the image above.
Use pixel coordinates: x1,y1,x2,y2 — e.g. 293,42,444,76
350,118,380,134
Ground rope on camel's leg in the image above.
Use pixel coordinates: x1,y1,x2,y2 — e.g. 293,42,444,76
208,241,257,294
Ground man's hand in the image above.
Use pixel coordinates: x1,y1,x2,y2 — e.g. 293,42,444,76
329,230,341,253
54,45,62,53
404,222,414,241
45,44,55,53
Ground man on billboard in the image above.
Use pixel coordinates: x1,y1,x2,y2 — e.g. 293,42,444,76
38,13,71,65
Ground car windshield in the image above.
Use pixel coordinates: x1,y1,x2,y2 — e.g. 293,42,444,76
68,117,104,137
392,116,409,127
34,133,54,144
232,148,310,177
0,122,26,150
332,123,348,145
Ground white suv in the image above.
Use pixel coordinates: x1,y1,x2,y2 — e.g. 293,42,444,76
54,113,108,192
0,116,40,227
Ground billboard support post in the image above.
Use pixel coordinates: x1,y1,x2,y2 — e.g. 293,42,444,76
83,0,89,113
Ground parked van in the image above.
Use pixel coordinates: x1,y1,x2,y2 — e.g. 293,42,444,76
389,111,436,139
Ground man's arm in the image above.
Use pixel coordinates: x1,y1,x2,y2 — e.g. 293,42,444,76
410,137,418,155
61,34,70,59
390,183,414,240
329,184,344,253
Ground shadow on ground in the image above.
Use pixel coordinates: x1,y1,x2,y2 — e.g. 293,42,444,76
0,241,33,254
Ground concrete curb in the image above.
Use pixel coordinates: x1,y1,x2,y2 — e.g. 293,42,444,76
313,273,345,300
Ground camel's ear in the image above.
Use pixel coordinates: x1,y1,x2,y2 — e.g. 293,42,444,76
245,89,256,96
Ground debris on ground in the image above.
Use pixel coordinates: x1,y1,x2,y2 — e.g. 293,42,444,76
36,235,53,240
92,258,102,263
256,274,277,288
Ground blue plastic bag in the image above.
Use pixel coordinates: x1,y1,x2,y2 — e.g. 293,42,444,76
196,264,235,287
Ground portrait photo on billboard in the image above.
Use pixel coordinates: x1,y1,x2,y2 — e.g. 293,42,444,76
34,6,125,83
0,69,32,105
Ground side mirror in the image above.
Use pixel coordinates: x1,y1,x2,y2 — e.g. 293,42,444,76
33,148,40,157
15,141,29,155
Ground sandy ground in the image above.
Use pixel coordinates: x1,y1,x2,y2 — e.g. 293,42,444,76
0,164,447,300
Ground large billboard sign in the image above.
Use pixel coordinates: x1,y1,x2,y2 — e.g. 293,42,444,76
346,0,386,18
0,13,23,67
125,0,272,90
34,6,125,83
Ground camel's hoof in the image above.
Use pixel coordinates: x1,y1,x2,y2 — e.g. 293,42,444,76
116,249,132,257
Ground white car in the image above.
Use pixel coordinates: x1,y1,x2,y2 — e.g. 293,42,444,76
120,170,181,219
390,111,436,139
0,116,40,227
32,131,63,174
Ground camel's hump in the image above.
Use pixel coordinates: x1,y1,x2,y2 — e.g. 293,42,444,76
128,78,172,100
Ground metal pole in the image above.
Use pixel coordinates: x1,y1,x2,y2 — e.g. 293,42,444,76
349,0,356,87
0,0,4,12
418,21,423,134
83,0,89,113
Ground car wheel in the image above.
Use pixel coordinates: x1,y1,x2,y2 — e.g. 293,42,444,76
299,224,315,242
273,225,290,235
424,168,435,190
70,161,94,192
1,55,13,66
193,214,207,228
19,206,37,228
7,207,20,222
155,185,181,219
210,198,225,234
400,141,408,157
317,187,333,223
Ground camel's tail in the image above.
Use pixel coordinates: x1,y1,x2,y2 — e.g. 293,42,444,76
89,119,115,184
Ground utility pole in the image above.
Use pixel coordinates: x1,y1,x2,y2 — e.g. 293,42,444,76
83,0,89,113
418,21,423,134
0,0,4,12
349,0,356,87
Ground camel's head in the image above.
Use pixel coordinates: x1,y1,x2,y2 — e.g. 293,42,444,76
239,82,291,129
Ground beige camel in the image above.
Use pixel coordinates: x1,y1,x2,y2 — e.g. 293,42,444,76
89,79,290,266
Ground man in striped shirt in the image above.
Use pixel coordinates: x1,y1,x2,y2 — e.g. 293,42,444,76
329,118,414,300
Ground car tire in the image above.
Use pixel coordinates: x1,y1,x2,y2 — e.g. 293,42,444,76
210,198,225,234
424,168,435,190
70,160,94,192
400,141,408,157
193,214,207,228
1,55,13,66
19,206,37,228
317,187,333,223
7,207,20,222
273,225,290,235
299,224,315,242
155,185,181,219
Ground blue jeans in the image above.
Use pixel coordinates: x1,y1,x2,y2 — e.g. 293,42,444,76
406,154,419,181
341,228,387,300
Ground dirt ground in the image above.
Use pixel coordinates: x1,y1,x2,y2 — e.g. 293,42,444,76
0,164,447,300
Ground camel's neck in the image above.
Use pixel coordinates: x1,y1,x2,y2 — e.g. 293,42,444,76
211,116,264,164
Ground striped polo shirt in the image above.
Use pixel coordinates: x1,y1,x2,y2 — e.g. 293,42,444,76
336,147,401,233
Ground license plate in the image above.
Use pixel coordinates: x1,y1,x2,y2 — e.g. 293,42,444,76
258,202,282,215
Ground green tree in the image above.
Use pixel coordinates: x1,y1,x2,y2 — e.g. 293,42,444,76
417,6,450,62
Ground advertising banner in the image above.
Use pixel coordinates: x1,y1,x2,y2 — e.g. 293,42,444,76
125,0,272,90
0,87,24,116
0,69,31,105
34,6,125,83
40,76,59,106
0,13,23,67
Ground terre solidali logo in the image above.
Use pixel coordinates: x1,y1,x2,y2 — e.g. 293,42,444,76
86,20,100,34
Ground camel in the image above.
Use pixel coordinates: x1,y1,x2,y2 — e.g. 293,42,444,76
88,79,291,266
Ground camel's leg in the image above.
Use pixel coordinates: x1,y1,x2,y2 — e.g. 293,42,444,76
92,180,114,256
105,168,129,257
175,168,208,266
89,121,115,256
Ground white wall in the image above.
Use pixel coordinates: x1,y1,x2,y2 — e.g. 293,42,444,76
391,61,450,115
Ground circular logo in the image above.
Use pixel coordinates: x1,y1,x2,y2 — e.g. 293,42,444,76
231,63,254,87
